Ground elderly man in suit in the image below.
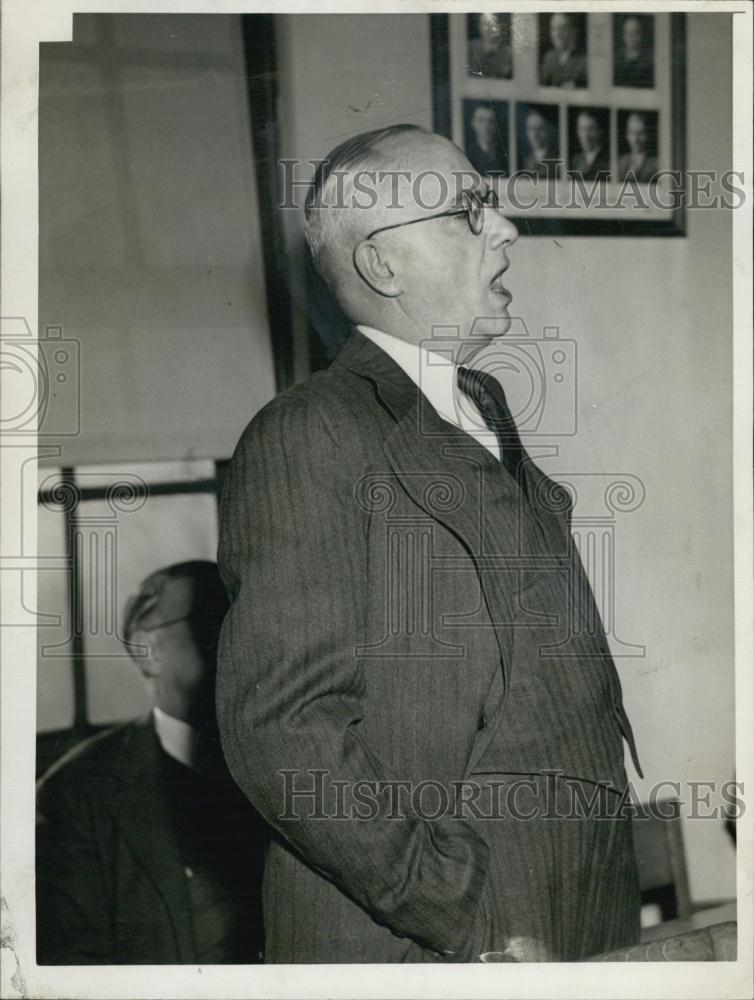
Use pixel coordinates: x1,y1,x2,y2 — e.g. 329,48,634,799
569,110,611,182
614,16,654,89
217,124,642,963
618,112,658,184
467,13,512,80
465,103,507,178
540,13,587,88
520,107,560,179
36,561,267,965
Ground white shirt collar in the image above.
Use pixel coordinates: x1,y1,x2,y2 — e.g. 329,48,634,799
356,324,500,459
357,324,458,422
153,706,204,771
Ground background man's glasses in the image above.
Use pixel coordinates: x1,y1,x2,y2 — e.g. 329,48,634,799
365,188,501,240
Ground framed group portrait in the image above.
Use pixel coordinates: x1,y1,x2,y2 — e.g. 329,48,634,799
431,11,687,235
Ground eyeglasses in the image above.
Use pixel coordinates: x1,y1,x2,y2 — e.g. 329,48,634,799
365,187,501,241
126,614,191,642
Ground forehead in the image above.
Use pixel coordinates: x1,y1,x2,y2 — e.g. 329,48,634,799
352,132,484,224
399,132,466,161
387,132,478,180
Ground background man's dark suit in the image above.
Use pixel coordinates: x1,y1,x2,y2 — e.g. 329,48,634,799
36,716,266,964
217,330,641,963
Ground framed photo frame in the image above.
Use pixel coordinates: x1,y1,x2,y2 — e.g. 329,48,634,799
430,11,687,236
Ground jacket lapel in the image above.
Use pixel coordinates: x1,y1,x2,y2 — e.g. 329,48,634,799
337,339,516,670
336,329,571,603
108,717,195,962
335,331,578,771
337,331,519,567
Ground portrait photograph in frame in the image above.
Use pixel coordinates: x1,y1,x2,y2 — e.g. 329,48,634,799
463,97,510,175
614,13,655,89
467,11,513,80
515,101,561,178
538,12,588,90
432,11,687,235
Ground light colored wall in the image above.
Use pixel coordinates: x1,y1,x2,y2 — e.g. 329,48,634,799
39,14,276,466
276,13,736,903
275,14,435,373
504,15,735,905
37,14,276,729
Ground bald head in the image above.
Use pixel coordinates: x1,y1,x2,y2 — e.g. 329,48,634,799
526,110,548,151
305,125,470,296
625,112,648,153
550,14,575,51
622,16,642,54
478,13,501,48
576,111,601,153
304,123,518,357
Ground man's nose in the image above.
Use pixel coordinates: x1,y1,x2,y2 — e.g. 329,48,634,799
487,205,518,249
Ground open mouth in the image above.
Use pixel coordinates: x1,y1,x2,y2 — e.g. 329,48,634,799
490,265,511,299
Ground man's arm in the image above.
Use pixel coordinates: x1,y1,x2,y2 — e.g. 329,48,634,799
216,393,489,958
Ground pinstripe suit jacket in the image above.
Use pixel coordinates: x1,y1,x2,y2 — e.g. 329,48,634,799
216,330,639,963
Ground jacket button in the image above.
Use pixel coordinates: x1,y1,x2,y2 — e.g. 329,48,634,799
477,712,487,731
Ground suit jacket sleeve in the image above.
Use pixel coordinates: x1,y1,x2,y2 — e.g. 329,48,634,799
216,392,489,957
36,776,115,964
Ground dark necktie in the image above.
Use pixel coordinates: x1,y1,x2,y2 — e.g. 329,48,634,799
457,365,528,491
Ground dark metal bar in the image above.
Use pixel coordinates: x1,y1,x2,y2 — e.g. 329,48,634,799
430,14,452,140
59,467,89,733
38,477,218,507
241,13,295,393
213,459,230,502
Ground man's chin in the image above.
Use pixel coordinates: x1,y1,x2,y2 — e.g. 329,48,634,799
495,313,513,337
469,313,512,341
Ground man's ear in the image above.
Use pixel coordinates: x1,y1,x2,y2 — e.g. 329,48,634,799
352,239,402,297
130,629,161,679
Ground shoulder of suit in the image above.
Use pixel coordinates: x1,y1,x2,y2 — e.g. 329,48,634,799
36,718,148,803
234,365,380,457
